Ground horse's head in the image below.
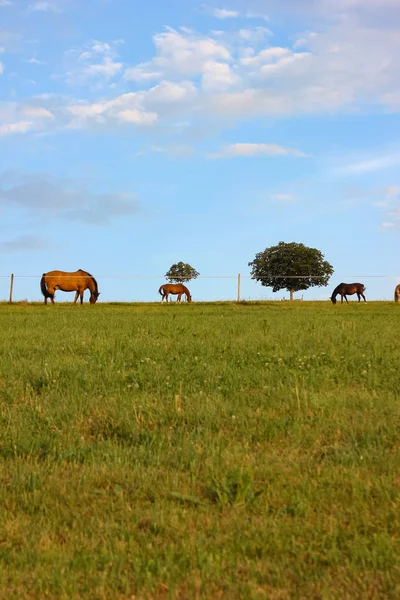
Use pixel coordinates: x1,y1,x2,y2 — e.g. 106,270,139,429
330,295,336,304
187,294,192,303
90,291,100,304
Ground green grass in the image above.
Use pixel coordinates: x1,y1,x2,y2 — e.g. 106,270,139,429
0,301,399,599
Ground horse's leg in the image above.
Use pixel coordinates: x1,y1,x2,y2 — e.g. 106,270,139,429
344,295,349,304
165,293,169,303
47,286,55,305
74,291,79,303
177,293,181,303
357,293,361,302
80,292,84,304
361,293,366,302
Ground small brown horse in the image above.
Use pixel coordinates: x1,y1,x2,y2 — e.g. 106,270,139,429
395,284,400,302
158,283,192,303
40,269,100,305
330,283,366,304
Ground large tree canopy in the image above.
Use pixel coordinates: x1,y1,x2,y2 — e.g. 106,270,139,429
165,262,200,283
248,241,334,299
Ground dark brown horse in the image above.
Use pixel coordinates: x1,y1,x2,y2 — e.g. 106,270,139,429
40,270,100,305
395,284,400,302
330,283,366,304
158,283,192,303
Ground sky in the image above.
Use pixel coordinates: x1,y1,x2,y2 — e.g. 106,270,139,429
1,0,400,302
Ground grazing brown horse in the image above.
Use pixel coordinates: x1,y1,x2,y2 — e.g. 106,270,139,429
395,284,400,302
330,283,366,304
40,269,100,305
158,283,192,303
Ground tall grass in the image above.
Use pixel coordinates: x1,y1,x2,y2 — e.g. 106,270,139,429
0,301,399,599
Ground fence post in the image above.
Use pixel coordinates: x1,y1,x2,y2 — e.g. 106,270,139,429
9,273,14,303
237,273,241,302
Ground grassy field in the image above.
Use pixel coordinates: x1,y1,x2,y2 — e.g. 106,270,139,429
0,301,399,599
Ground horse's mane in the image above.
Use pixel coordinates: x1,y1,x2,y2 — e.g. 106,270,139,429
331,283,343,296
78,269,98,294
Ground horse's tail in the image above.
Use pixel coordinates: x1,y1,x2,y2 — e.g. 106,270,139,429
40,274,52,299
158,285,165,296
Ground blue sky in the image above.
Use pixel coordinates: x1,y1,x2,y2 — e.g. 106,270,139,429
1,0,400,302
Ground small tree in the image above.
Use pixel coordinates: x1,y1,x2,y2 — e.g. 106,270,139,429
165,262,200,283
248,241,334,300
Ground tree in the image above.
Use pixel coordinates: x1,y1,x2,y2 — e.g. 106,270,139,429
165,262,200,283
248,241,334,301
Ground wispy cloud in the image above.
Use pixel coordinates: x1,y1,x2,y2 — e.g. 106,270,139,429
201,6,239,19
208,142,306,159
0,121,33,135
245,11,269,22
29,0,65,12
28,57,46,65
0,171,141,225
271,193,295,202
0,0,12,7
63,39,123,86
0,235,45,252
337,153,400,175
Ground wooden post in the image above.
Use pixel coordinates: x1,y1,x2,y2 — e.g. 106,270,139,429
9,273,14,303
237,273,241,302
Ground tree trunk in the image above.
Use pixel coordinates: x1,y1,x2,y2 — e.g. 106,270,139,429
290,289,294,301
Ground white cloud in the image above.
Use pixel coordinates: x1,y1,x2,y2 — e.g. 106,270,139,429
381,222,396,228
208,142,306,158
0,0,12,6
146,80,197,103
83,57,122,79
0,61,3,75
3,12,400,139
272,193,295,202
338,154,400,175
0,121,32,135
385,185,400,198
117,109,157,125
29,0,63,11
28,57,46,65
202,61,240,91
23,106,55,119
237,27,272,44
0,30,24,54
369,185,400,229
245,11,269,22
63,39,124,85
209,7,239,19
67,92,158,128
124,27,231,81
120,17,400,123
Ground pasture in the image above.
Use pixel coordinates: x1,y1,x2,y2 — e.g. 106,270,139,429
0,301,399,599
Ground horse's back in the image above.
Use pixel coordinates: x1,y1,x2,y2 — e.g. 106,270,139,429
342,282,365,293
163,284,186,294
45,269,82,278
43,270,88,291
